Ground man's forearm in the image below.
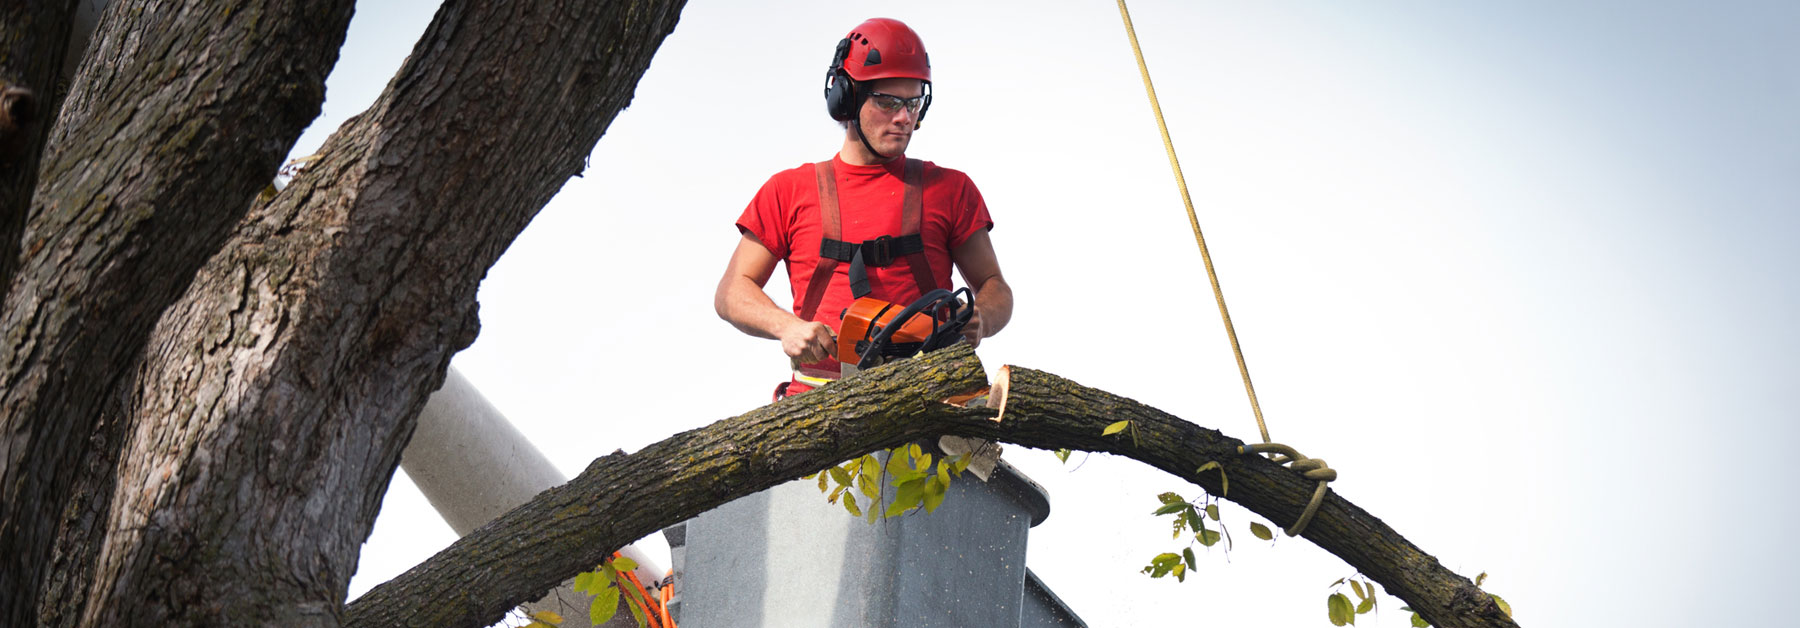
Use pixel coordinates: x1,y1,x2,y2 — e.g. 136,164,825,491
972,275,1012,338
715,275,803,341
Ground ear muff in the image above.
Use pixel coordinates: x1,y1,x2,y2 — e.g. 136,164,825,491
823,38,859,122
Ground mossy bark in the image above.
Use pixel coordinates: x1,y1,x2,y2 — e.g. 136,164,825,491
984,366,1518,628
345,344,993,628
346,354,1516,628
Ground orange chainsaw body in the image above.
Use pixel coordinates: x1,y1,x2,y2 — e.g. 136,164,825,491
837,296,938,366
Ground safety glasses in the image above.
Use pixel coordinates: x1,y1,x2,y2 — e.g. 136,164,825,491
866,91,927,115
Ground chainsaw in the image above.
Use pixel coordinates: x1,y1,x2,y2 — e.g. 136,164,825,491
836,287,974,377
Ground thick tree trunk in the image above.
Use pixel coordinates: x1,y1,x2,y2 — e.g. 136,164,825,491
0,2,355,624
0,0,76,289
346,345,1517,628
75,1,687,626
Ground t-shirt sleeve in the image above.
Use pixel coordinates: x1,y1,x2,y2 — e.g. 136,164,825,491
948,172,994,250
735,173,793,260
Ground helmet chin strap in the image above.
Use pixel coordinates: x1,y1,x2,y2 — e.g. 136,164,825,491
852,117,896,162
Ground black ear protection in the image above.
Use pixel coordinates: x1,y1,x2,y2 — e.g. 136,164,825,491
824,38,859,122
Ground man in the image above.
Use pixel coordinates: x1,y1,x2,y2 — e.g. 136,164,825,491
715,17,1012,399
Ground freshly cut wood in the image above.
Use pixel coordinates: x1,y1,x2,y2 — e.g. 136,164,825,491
350,346,1515,628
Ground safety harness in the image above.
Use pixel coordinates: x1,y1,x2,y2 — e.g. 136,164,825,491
795,158,938,323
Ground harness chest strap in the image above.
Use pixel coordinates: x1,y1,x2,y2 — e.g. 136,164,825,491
796,158,937,322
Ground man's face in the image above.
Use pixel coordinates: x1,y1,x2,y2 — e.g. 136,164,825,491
856,78,925,158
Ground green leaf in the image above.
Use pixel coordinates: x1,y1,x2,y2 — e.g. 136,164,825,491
951,453,971,474
1350,579,1367,600
1172,563,1187,582
1328,592,1352,626
1490,593,1512,617
936,458,951,486
531,610,564,625
890,478,925,516
1197,528,1222,547
887,450,909,476
1356,595,1375,614
1182,547,1197,571
623,588,649,628
858,473,880,500
1157,492,1185,504
889,468,927,485
829,465,852,487
1475,571,1488,587
1410,611,1430,627
816,470,829,492
1152,502,1187,516
1054,448,1071,463
590,584,621,625
843,494,862,517
1102,420,1131,436
574,571,596,594
610,556,638,573
860,456,880,489
1205,503,1220,521
1249,521,1274,540
1196,460,1228,497
922,476,947,513
909,443,923,460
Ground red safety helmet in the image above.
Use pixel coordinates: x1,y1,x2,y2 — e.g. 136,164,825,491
839,18,930,82
826,18,934,126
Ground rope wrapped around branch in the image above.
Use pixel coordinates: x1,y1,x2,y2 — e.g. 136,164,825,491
1238,443,1336,536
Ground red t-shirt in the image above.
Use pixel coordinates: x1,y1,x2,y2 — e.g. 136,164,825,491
737,154,993,371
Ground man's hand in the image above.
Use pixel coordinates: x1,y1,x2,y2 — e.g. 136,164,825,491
961,305,984,348
780,320,837,364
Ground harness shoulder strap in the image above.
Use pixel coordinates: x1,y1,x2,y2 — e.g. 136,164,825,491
900,158,938,293
797,160,840,322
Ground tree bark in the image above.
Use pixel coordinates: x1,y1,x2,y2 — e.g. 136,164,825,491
73,0,687,626
0,2,355,624
346,343,993,628
985,366,1517,628
0,0,76,289
345,345,1517,628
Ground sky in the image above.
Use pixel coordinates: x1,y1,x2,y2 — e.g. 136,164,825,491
294,1,1800,626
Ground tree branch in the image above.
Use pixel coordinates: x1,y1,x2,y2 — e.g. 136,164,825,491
344,343,993,628
348,348,1516,628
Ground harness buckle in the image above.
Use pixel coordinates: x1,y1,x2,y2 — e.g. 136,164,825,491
863,235,896,266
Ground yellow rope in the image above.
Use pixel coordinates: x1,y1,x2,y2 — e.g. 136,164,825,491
1114,0,1270,444
1239,443,1336,536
